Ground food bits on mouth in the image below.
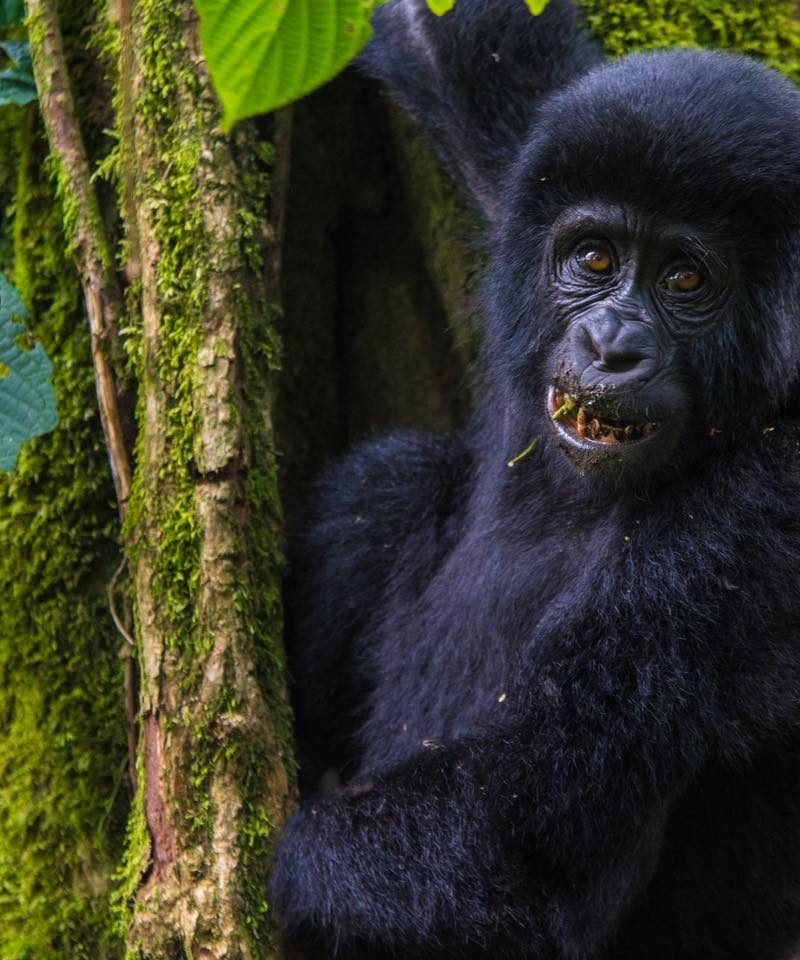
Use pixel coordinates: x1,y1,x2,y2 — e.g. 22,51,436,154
576,406,587,438
550,388,658,444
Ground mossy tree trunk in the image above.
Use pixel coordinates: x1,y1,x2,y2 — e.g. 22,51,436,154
24,0,295,956
113,2,294,956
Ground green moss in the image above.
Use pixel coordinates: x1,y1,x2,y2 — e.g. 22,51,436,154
580,0,800,80
115,7,209,919
115,2,294,951
0,104,125,959
120,0,206,656
111,751,149,943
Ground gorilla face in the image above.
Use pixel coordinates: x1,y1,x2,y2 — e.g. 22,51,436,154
542,201,734,476
481,48,800,490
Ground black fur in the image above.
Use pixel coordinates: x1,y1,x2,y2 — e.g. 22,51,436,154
271,2,800,957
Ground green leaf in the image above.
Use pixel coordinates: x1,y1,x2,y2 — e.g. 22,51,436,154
0,43,36,106
196,0,386,130
0,66,36,105
0,40,31,71
0,0,24,28
427,0,456,13
0,274,58,472
523,0,551,13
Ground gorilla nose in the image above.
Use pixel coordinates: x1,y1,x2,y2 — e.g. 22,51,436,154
576,313,657,385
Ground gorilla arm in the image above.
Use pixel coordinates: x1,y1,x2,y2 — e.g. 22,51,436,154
272,588,795,959
284,432,469,790
359,0,601,220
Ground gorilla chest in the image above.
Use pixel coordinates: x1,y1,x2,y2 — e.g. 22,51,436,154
356,528,596,775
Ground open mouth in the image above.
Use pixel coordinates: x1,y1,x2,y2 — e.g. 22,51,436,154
547,386,659,447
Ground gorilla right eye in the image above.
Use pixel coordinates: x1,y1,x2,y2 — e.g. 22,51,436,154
663,264,703,293
575,243,614,274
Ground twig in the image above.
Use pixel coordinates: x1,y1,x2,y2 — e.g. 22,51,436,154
109,556,135,648
26,0,133,512
507,436,539,468
109,557,138,794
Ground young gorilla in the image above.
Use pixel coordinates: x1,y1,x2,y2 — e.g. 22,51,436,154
271,1,800,957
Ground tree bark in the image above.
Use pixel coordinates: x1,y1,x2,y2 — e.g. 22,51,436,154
27,0,296,956
114,2,295,956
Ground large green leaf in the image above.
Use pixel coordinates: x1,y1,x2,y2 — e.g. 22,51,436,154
0,274,57,471
523,0,551,13
0,0,24,28
426,0,456,13
196,0,385,129
0,68,36,105
0,40,36,106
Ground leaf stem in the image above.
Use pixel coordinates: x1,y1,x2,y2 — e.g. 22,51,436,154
507,436,539,468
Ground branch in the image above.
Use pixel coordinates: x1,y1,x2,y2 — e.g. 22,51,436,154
26,0,133,512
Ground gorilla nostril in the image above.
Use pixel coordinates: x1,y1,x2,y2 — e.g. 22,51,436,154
595,352,646,374
577,316,655,379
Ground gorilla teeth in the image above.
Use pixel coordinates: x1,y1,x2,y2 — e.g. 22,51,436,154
550,389,658,444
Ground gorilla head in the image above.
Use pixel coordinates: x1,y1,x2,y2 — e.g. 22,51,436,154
489,50,800,484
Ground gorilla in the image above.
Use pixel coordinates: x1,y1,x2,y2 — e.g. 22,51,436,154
271,2,800,957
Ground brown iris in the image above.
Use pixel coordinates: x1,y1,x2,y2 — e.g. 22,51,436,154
665,265,702,293
576,245,613,274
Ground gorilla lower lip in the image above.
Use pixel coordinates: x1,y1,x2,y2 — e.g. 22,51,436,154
548,388,658,446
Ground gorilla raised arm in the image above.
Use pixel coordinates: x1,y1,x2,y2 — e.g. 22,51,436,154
271,2,800,958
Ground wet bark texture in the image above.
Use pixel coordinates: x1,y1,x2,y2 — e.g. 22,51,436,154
117,3,293,957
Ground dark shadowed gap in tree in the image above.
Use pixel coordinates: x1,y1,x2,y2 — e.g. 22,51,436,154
276,71,480,519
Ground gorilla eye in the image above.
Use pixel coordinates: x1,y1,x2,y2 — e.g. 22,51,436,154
663,265,703,293
575,244,614,275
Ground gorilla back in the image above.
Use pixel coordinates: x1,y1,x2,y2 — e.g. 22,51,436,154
271,2,800,958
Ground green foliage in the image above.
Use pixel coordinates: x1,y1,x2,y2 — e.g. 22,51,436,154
0,0,23,29
197,0,556,121
0,105,124,959
0,40,36,106
0,272,57,471
580,0,800,82
427,0,456,14
195,0,386,129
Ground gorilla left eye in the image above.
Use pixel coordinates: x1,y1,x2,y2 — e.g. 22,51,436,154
663,265,703,293
575,244,614,275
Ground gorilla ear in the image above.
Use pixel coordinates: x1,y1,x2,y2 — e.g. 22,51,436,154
359,0,602,223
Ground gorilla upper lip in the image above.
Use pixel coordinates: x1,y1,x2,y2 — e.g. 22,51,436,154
547,386,660,447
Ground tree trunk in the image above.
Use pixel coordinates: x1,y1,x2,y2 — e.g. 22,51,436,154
113,2,294,956
25,0,296,955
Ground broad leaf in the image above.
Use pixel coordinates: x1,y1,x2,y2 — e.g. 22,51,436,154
0,40,31,70
523,0,551,13
0,0,23,28
0,68,36,105
0,274,58,471
196,0,385,129
0,41,36,106
427,0,456,13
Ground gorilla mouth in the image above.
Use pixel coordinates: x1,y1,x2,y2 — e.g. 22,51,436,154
548,387,659,447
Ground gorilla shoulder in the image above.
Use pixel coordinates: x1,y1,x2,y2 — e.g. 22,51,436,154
289,430,469,605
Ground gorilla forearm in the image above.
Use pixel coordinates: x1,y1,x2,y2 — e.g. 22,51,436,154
274,603,761,958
